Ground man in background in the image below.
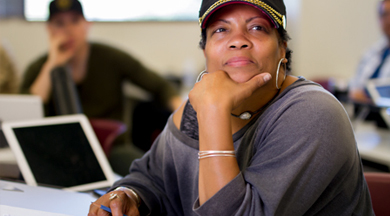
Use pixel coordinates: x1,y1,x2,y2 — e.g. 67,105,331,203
349,0,390,128
20,0,182,175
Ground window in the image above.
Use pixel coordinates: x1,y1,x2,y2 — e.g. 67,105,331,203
24,0,201,22
0,0,24,18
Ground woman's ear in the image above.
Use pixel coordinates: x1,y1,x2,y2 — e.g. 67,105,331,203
46,23,55,38
85,20,92,31
279,41,287,61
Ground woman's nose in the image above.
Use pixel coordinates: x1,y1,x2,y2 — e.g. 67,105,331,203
228,33,252,50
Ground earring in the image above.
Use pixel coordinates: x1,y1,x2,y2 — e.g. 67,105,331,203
275,58,286,89
196,70,208,82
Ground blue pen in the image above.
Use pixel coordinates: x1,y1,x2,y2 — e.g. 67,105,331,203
100,204,128,216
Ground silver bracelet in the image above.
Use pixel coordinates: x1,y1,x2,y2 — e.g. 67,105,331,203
198,154,236,159
198,150,236,159
114,186,141,207
198,150,235,154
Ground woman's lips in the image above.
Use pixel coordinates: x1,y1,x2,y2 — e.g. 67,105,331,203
225,57,254,67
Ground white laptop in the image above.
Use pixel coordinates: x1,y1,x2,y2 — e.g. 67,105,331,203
0,94,44,122
366,78,390,107
1,114,115,192
0,94,44,159
366,78,390,127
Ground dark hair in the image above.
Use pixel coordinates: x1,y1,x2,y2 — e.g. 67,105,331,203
199,27,293,73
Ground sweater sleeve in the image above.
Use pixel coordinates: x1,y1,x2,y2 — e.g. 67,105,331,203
194,87,372,215
106,84,373,216
20,55,47,94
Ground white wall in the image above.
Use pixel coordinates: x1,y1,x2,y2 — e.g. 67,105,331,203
0,0,384,84
292,0,382,82
0,19,205,79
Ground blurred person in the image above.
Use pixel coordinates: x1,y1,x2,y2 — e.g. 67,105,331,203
0,42,19,94
20,0,182,175
88,0,374,215
349,0,390,127
349,0,390,103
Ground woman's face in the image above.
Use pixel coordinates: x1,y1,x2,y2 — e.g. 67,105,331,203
204,4,286,84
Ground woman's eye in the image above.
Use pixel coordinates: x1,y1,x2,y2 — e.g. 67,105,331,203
214,28,226,33
252,26,264,31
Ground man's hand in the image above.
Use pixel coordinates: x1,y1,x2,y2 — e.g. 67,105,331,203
46,32,76,67
349,89,372,104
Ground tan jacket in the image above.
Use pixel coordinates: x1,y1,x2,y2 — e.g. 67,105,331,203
0,44,18,93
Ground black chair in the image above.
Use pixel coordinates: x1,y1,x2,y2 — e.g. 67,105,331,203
51,66,83,115
131,101,171,152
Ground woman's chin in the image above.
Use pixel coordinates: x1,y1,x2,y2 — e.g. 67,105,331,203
230,74,258,83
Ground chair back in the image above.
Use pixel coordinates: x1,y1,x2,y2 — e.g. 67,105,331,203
364,172,390,216
89,119,127,157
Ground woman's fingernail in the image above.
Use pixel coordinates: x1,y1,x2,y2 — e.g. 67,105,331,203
263,74,272,82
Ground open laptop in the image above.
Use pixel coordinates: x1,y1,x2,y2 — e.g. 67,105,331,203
1,114,115,192
0,94,44,122
366,78,390,127
366,78,390,107
0,94,44,148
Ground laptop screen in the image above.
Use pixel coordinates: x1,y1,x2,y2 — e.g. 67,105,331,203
367,78,390,107
376,86,390,98
12,122,106,188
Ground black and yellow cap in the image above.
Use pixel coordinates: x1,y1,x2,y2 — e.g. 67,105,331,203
48,0,84,20
199,0,286,30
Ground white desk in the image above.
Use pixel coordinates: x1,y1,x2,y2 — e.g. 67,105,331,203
354,121,390,169
0,180,97,216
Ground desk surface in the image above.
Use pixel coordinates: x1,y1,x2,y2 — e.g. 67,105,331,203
0,180,97,216
354,122,390,168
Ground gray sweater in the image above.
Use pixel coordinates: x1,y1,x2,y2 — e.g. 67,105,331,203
111,78,374,216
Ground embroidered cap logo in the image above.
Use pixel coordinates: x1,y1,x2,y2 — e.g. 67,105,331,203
56,0,72,11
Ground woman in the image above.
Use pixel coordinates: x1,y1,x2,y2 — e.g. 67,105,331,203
88,0,374,215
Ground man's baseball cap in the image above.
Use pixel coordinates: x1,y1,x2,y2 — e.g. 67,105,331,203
48,0,84,20
199,0,286,30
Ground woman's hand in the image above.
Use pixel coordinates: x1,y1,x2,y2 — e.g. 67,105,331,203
88,190,140,216
189,70,272,113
